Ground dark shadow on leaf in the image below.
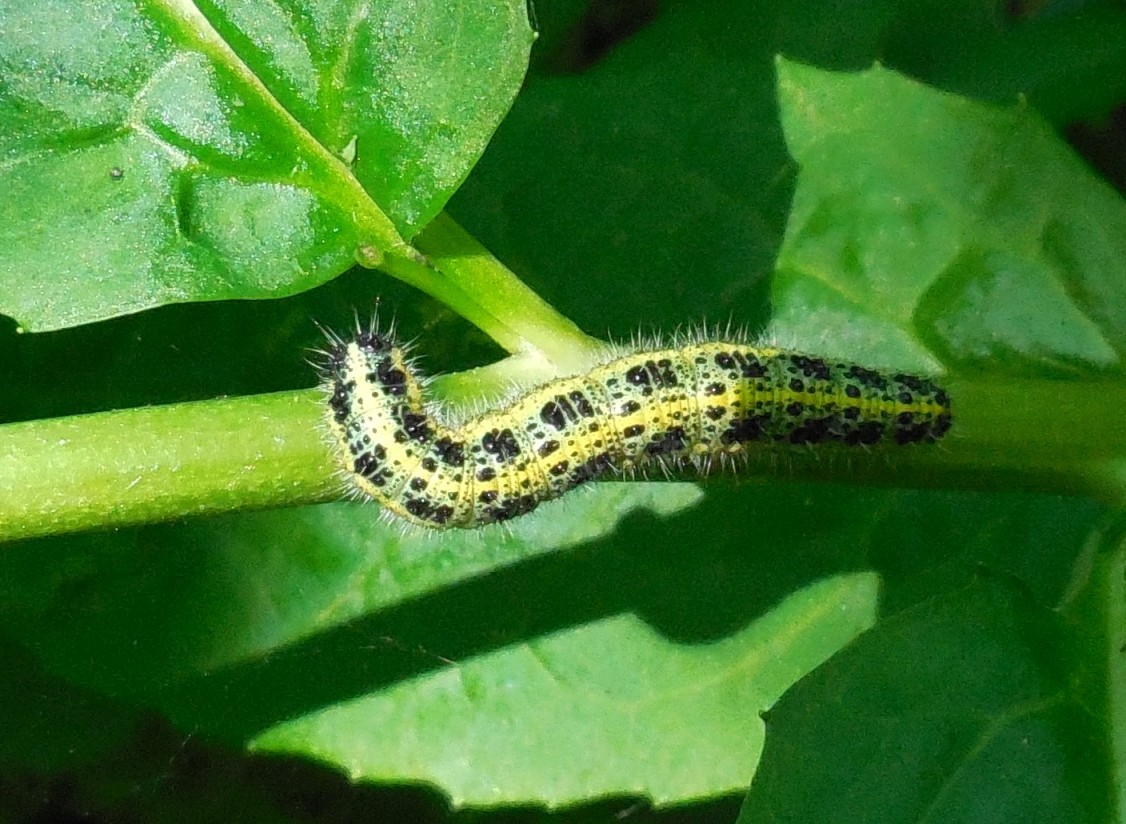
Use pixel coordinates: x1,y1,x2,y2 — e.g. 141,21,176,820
155,482,890,741
0,630,743,823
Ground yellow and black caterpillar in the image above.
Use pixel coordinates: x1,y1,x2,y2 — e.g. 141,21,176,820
323,329,952,529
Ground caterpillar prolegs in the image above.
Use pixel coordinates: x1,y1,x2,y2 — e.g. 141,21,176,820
323,329,952,530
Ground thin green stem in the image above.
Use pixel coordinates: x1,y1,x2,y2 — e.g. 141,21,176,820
367,212,603,371
410,213,603,367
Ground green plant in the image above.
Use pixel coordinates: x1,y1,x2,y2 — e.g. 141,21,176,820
1,1,1125,821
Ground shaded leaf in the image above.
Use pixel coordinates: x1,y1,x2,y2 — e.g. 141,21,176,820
738,576,1107,823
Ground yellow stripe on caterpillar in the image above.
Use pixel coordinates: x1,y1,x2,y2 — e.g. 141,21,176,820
322,327,952,529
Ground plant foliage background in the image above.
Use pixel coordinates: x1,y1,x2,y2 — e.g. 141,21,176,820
1,0,1125,822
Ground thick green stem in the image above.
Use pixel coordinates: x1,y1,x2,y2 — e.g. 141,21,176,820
0,391,337,543
1,375,1122,544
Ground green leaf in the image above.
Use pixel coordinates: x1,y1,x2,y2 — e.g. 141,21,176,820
772,59,1126,376
0,0,533,331
252,573,877,807
0,483,892,806
0,635,139,773
2,488,1106,809
775,0,1126,126
728,57,1124,822
766,58,1126,511
450,2,794,338
1063,526,1126,820
738,575,1109,822
2,3,1125,819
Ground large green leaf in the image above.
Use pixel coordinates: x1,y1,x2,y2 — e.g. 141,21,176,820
0,0,533,331
771,59,1126,375
736,59,1124,821
253,571,876,807
1,1,1125,820
739,574,1109,823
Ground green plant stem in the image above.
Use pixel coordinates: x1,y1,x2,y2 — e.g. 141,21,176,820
1,376,1123,544
765,376,1126,501
389,212,603,368
0,391,337,544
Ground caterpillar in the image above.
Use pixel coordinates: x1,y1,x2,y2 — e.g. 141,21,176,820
322,327,952,529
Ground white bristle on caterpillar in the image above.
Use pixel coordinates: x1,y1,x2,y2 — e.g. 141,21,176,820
319,323,952,529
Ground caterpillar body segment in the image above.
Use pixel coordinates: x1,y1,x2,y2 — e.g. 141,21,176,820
323,332,952,530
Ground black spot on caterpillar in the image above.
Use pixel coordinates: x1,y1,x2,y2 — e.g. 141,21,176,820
321,326,952,529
